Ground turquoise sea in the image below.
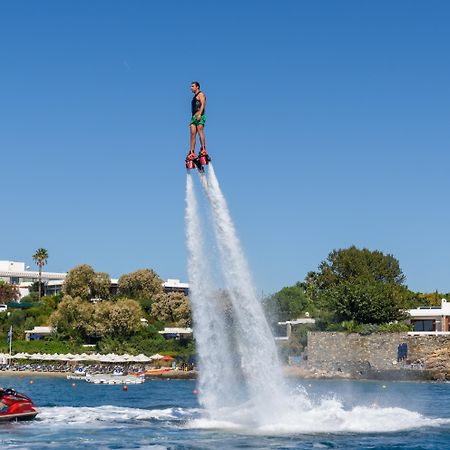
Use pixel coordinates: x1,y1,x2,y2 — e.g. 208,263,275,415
0,376,450,449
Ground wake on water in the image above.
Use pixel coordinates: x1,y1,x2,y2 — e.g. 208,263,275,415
188,399,450,434
184,165,450,434
33,400,450,435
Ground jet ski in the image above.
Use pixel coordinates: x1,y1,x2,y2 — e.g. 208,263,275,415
0,388,38,421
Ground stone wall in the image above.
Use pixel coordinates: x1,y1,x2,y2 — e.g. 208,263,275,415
306,332,450,379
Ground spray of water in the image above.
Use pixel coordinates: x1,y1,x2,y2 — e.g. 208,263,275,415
204,164,286,423
185,174,240,414
185,165,285,424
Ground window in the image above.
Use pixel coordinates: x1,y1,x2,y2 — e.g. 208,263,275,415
413,320,435,332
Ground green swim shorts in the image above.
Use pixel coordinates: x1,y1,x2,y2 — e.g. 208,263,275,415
190,115,206,126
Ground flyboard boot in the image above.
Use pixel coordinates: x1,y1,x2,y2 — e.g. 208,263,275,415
185,151,197,170
198,148,211,167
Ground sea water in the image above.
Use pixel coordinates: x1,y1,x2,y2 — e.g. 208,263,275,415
1,376,450,449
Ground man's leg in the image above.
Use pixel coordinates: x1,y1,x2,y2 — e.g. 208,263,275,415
189,124,197,154
197,124,206,152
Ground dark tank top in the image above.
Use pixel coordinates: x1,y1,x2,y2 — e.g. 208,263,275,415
191,92,205,115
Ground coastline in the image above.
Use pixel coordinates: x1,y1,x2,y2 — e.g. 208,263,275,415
0,367,439,381
0,369,198,380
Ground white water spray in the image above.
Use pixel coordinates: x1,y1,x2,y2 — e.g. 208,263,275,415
185,174,240,414
185,165,286,425
204,164,286,421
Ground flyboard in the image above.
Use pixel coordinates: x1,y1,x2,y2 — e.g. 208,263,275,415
185,149,211,173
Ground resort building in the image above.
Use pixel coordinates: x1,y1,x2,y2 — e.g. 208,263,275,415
0,260,189,300
407,298,450,335
158,327,193,340
24,326,55,341
275,315,316,341
163,279,189,295
0,260,66,298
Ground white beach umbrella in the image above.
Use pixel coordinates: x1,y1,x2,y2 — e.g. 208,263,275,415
11,352,30,359
54,353,75,361
110,354,126,363
82,353,100,362
150,353,164,360
97,354,114,363
30,353,44,360
132,354,151,362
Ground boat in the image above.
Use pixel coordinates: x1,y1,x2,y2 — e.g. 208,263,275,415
66,367,87,380
137,368,174,376
85,374,145,385
0,388,39,421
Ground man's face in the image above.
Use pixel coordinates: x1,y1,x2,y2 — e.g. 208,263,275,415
191,84,198,93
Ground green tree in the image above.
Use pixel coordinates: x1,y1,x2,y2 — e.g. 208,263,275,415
0,280,20,304
117,269,164,300
304,246,408,325
323,279,409,324
308,246,405,293
151,292,192,327
50,295,95,340
62,265,110,301
98,298,143,337
265,283,313,322
32,247,48,300
51,295,143,342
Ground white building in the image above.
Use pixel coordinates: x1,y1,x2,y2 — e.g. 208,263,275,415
407,298,450,335
0,260,66,299
163,279,189,294
24,326,55,341
159,327,193,340
275,317,316,341
0,260,189,299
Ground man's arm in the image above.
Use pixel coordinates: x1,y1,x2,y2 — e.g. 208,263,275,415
196,93,206,119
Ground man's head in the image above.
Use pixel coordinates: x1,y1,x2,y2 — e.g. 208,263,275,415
191,81,200,93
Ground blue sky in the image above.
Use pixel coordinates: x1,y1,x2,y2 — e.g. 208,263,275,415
1,1,449,295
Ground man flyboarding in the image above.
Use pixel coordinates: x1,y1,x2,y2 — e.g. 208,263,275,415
186,81,210,171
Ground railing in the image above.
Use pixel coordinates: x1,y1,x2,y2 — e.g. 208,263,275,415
407,331,450,336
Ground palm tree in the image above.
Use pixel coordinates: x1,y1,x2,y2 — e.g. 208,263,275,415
32,248,48,300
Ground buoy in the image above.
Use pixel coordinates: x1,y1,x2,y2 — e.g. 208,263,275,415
72,383,76,388
123,385,128,391
382,385,387,389
192,389,198,395
29,380,34,384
